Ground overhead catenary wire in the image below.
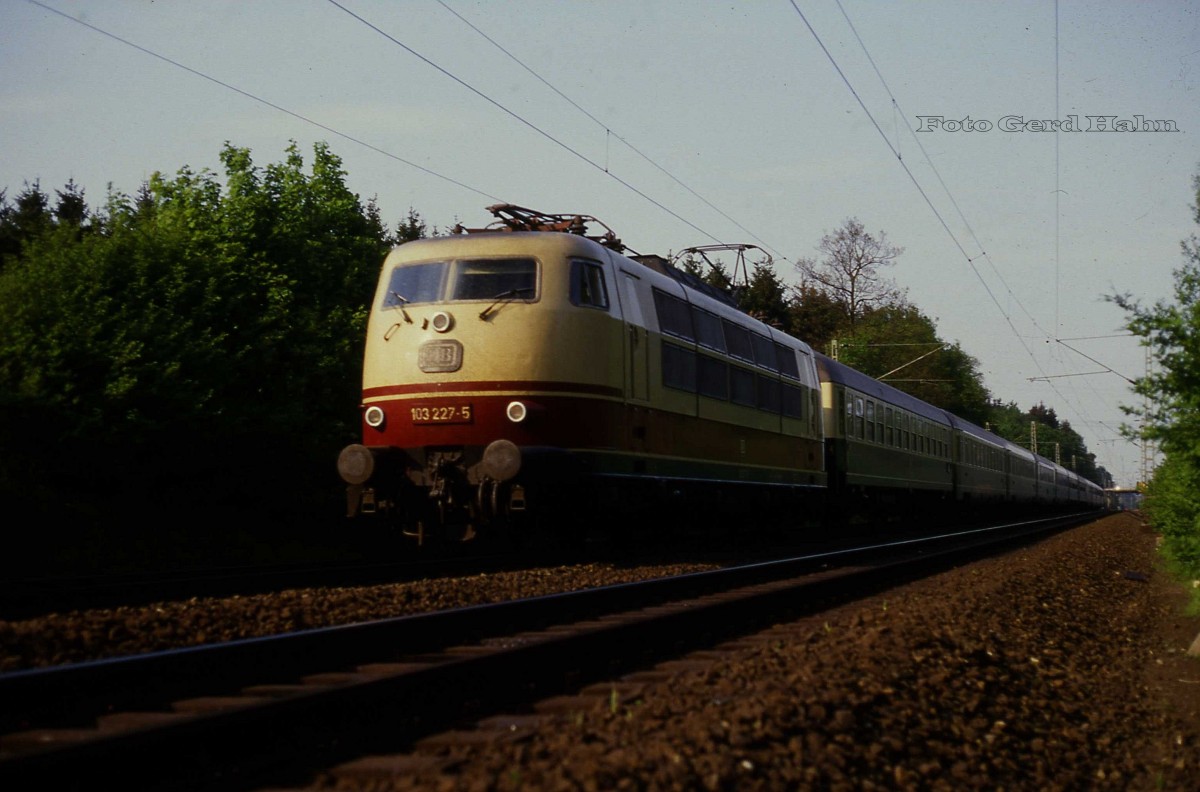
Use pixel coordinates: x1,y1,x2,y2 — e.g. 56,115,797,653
324,0,729,248
796,0,1128,458
433,0,788,262
24,0,504,203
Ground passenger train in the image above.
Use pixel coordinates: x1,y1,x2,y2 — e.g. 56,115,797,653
336,205,1105,544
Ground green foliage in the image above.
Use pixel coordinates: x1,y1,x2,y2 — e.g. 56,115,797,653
740,261,791,329
0,142,390,544
678,254,733,293
836,303,992,425
1142,455,1200,583
393,206,429,244
1112,175,1200,458
1113,169,1200,583
786,284,843,353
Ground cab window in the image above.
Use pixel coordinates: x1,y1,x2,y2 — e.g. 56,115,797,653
570,259,609,310
450,258,537,301
384,261,447,307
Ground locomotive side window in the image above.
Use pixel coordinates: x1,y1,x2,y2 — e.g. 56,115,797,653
450,258,538,301
570,259,609,310
697,355,729,399
692,307,726,352
757,375,781,412
776,343,801,379
730,366,756,406
661,341,697,392
722,320,753,362
751,333,777,371
653,289,694,340
384,261,447,306
782,383,804,420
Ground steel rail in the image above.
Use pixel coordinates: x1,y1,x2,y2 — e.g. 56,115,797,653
0,513,1099,790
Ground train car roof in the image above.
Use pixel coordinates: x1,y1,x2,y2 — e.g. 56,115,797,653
387,229,613,259
946,413,1009,448
814,352,952,425
1002,438,1037,463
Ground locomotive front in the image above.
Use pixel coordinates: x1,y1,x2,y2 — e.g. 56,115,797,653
337,228,625,543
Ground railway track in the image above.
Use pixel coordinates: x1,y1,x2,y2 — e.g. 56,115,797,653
0,546,588,621
0,513,1099,791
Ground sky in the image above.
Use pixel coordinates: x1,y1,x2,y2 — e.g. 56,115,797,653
3,0,1198,488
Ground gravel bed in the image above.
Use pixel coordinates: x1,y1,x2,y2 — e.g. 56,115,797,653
310,512,1200,791
0,561,720,672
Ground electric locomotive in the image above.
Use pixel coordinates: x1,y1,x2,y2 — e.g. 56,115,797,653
337,205,826,543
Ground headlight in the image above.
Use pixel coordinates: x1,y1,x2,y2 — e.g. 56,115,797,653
431,311,454,333
506,401,528,423
364,405,386,428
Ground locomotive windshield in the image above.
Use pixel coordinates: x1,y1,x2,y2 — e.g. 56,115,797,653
383,261,446,307
383,257,538,307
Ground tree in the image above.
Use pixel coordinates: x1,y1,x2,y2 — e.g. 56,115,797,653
679,254,733,293
838,303,991,424
0,142,392,537
0,182,53,269
794,217,906,325
1111,168,1200,582
740,260,791,329
393,206,428,244
1112,171,1200,458
54,179,88,230
786,284,844,353
1029,402,1060,430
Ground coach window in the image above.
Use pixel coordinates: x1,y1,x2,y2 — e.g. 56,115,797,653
865,401,876,442
854,396,865,439
652,288,694,340
885,407,894,446
569,259,609,310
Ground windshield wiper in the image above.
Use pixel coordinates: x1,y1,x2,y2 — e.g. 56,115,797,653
478,287,534,320
389,291,414,323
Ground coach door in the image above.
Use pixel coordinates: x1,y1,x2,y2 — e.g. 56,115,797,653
619,271,650,402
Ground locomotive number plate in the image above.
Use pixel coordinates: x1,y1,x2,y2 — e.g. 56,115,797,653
410,403,473,425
